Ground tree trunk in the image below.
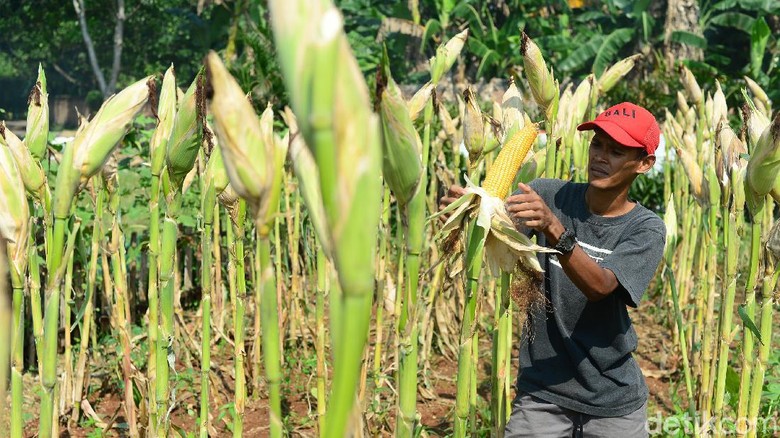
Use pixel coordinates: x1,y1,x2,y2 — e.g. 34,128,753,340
73,0,126,98
108,0,125,93
663,0,703,62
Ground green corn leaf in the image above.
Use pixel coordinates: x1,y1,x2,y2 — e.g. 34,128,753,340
738,304,763,345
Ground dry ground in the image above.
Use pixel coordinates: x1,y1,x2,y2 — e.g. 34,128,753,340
16,299,676,437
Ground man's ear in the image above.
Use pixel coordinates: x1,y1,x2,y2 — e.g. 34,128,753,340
636,154,656,174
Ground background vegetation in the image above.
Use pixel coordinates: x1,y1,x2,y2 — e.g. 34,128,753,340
0,0,779,437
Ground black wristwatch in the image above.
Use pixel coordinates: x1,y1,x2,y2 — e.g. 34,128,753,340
553,228,577,254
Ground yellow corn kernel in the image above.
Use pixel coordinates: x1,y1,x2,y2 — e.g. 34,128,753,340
482,123,538,198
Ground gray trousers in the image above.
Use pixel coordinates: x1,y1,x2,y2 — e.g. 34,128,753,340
504,392,649,438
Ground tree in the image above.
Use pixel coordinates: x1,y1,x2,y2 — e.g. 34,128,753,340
664,0,703,62
72,0,126,98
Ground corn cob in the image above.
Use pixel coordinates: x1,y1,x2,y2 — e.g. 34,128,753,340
482,123,539,198
0,123,47,201
206,53,280,224
711,81,727,130
150,66,178,177
166,73,203,191
680,65,703,105
598,54,640,94
676,91,690,115
463,87,485,161
501,80,524,141
521,33,557,118
54,76,152,219
744,76,771,116
25,64,49,161
429,29,468,84
743,98,770,150
1,127,29,438
746,112,780,197
408,81,434,122
377,48,423,207
0,141,29,278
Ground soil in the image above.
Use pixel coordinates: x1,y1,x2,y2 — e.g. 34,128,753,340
16,300,674,437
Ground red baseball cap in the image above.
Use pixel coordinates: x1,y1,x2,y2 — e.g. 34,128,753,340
577,102,660,155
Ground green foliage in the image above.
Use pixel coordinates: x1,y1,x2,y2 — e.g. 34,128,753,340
0,0,230,113
629,170,665,213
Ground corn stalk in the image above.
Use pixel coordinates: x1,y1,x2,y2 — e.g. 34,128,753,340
40,76,151,438
269,3,383,435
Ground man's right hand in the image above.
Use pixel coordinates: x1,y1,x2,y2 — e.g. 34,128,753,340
438,185,467,222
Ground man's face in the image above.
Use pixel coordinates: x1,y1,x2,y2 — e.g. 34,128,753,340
587,130,655,189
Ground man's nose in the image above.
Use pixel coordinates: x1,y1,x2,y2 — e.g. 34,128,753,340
592,151,608,163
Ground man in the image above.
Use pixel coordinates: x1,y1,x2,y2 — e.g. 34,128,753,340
441,102,666,437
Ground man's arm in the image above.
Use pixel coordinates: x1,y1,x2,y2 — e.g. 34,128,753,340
506,183,619,302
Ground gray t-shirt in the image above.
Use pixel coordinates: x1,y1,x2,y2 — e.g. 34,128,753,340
516,178,665,417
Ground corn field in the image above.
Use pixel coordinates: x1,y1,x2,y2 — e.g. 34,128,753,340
1,2,779,437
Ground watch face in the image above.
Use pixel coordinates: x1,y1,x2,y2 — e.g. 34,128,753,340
558,230,576,252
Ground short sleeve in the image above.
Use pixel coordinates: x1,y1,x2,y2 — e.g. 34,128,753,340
600,218,665,307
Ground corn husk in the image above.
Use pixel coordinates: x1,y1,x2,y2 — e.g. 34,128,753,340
521,33,558,120
203,124,230,195
665,110,684,142
730,165,746,213
676,145,708,203
101,149,119,187
711,81,727,130
150,65,177,177
744,76,771,116
378,64,423,207
463,87,485,162
555,84,573,135
663,195,677,248
270,0,383,302
53,76,152,218
704,94,714,129
430,123,552,283
207,53,285,225
771,178,780,204
501,80,525,141
743,95,770,149
0,143,29,277
379,95,422,206
217,184,241,227
166,74,203,191
438,101,460,145
768,220,780,262
676,91,690,115
408,81,434,122
716,120,747,189
25,64,49,161
570,76,592,123
598,54,640,94
431,176,554,279
263,130,289,229
0,123,46,200
746,112,780,198
684,106,696,131
429,29,468,84
681,65,703,105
